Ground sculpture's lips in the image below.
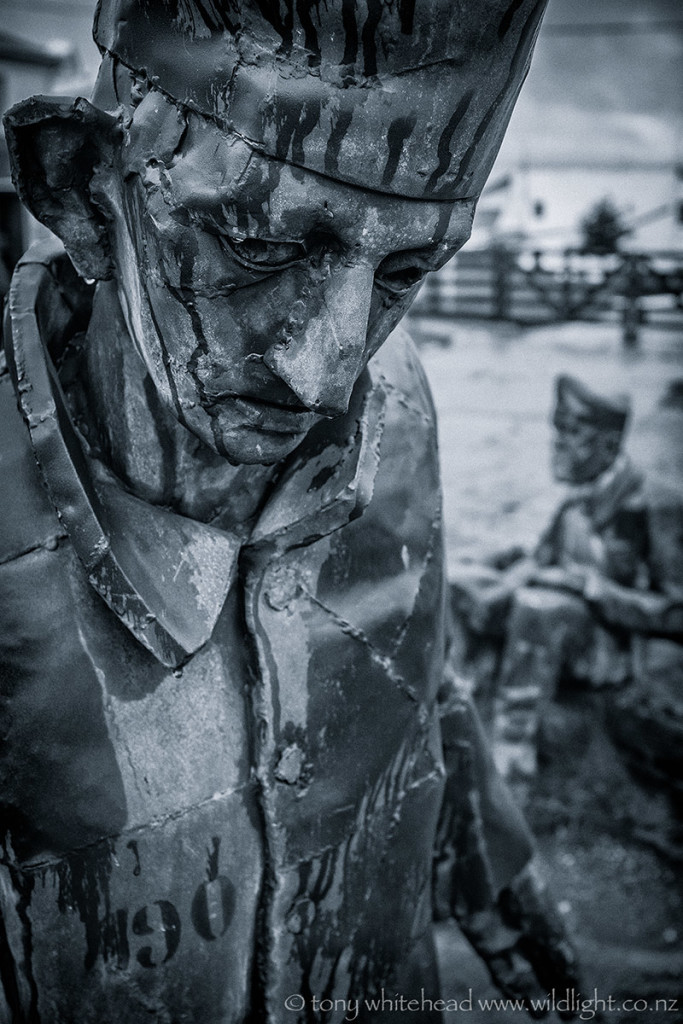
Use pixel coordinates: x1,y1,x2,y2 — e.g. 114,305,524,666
203,391,316,435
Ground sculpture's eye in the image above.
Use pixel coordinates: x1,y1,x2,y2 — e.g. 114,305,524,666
374,252,429,296
224,235,308,270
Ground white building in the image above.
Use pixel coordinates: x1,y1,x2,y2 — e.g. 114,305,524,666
471,0,683,253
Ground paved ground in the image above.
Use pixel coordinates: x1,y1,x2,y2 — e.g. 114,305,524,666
410,316,683,1023
414,316,683,567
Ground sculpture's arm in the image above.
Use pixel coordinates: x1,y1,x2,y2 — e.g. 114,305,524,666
455,544,529,571
450,557,539,634
434,677,579,1018
583,571,683,637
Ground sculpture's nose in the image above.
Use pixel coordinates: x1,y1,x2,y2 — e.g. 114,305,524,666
263,263,374,418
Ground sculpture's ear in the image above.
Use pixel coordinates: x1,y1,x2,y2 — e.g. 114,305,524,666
4,96,122,281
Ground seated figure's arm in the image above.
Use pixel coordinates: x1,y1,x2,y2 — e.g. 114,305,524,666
450,501,573,635
583,572,683,636
450,556,539,635
434,675,579,1018
486,544,529,571
580,486,683,636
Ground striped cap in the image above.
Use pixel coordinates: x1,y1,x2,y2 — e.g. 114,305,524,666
93,0,547,200
555,375,631,432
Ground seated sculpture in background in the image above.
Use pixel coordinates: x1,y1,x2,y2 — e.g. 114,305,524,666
451,374,683,783
0,1,578,1022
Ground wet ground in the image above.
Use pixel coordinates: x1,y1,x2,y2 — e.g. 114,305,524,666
412,316,683,1023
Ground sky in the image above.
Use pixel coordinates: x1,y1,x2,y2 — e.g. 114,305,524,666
3,0,682,171
498,0,683,166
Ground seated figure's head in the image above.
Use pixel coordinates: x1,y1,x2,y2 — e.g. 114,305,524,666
6,0,546,465
552,374,630,484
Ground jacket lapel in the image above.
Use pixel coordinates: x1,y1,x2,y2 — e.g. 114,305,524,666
6,242,385,668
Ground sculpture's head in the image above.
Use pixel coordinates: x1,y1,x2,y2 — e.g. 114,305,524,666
551,374,630,485
5,0,547,465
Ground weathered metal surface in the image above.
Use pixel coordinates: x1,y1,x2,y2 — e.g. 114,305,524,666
92,0,546,201
0,246,550,1021
0,0,580,1019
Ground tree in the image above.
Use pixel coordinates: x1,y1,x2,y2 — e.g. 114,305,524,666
579,198,630,255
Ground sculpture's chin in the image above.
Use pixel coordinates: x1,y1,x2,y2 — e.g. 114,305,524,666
194,418,311,466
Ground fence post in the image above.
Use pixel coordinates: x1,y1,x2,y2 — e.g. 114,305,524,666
492,245,511,319
621,254,641,348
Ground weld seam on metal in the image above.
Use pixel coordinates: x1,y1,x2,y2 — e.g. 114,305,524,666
18,783,255,874
300,584,418,703
0,534,68,568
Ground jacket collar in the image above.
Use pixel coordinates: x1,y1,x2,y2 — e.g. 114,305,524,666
5,242,385,668
563,452,643,529
583,453,643,529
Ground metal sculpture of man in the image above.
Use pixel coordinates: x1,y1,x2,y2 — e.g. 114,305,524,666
1,2,577,1021
452,374,683,784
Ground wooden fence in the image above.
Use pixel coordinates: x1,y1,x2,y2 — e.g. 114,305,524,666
411,247,683,345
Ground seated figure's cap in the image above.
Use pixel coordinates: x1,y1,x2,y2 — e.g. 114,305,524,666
554,374,631,432
92,0,547,201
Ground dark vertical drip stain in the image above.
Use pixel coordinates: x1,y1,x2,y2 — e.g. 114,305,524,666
166,233,226,455
235,193,251,237
175,301,223,454
291,101,322,166
324,108,353,178
115,909,130,969
1,862,39,1023
381,115,417,190
98,905,130,970
449,0,545,194
143,287,187,428
50,840,116,972
361,0,383,77
0,907,25,1024
126,839,141,876
341,0,359,66
425,89,475,193
398,0,416,34
179,233,198,296
174,0,227,33
128,185,186,428
193,0,240,34
310,848,340,903
290,854,342,1024
295,860,312,899
432,204,453,246
296,0,321,67
239,561,277,1024
142,373,176,503
206,836,221,882
272,104,301,164
498,0,526,39
255,0,294,53
320,946,345,1003
269,97,320,170
267,155,284,204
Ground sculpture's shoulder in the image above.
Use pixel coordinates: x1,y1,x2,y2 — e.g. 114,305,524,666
0,359,64,568
339,324,443,563
638,473,683,515
369,323,439,438
367,324,440,494
639,474,683,589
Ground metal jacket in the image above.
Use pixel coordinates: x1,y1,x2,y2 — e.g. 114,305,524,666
534,457,683,637
0,244,533,1024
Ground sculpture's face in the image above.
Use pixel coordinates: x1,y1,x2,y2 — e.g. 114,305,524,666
551,410,620,484
108,93,475,464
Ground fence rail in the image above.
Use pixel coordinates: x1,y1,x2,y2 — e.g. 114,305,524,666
411,247,683,345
